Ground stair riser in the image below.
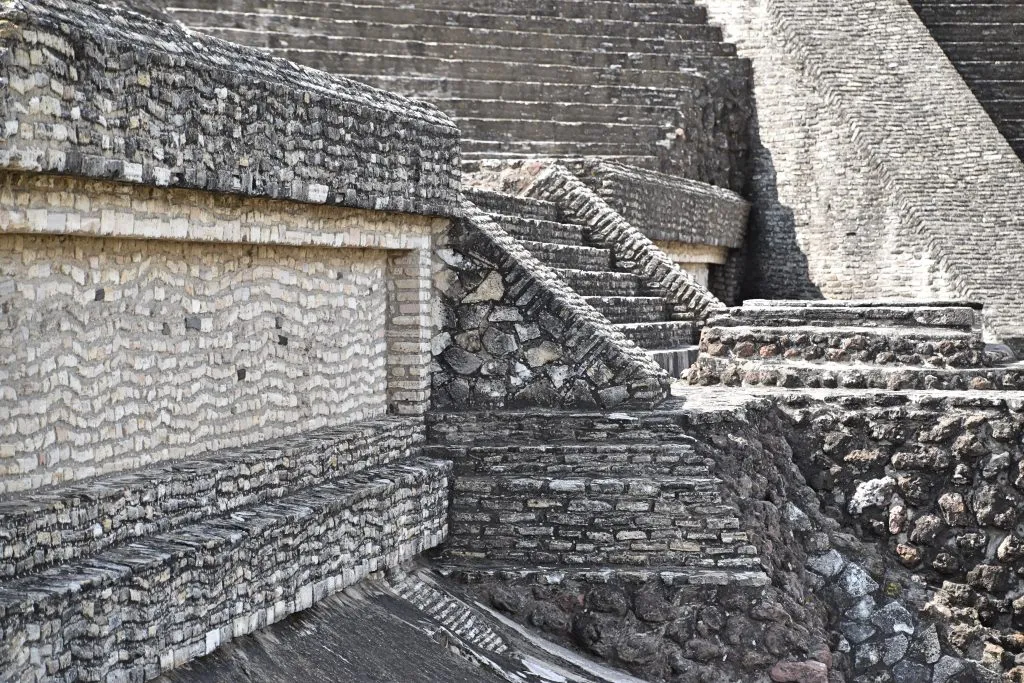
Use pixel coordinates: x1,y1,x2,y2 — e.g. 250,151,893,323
465,189,560,221
522,242,612,271
493,217,584,246
358,77,700,107
555,270,645,297
585,296,667,323
170,0,708,23
170,6,716,39
701,330,989,368
715,306,979,331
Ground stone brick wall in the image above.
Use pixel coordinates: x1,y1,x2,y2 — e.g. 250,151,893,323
0,172,446,494
700,0,1024,350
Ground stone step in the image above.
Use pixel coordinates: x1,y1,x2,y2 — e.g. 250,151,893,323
713,303,980,331
353,75,704,107
955,59,1024,83
169,0,707,23
168,5,718,39
912,3,1024,24
211,31,736,67
688,356,1024,391
423,442,709,478
489,215,585,246
968,80,1024,101
650,347,701,377
552,268,645,297
927,23,1024,44
431,97,688,126
978,98,1024,120
426,411,707,447
437,564,771,588
520,240,613,271
461,138,667,157
464,188,561,222
615,321,699,349
0,417,422,579
198,21,728,53
940,42,1024,62
700,325,989,368
582,295,668,323
0,458,450,683
462,151,665,173
457,118,673,146
231,50,715,90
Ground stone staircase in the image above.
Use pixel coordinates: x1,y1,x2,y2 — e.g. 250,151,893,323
425,408,765,587
466,188,701,377
0,418,449,683
166,0,753,190
688,299,1024,390
910,0,1024,160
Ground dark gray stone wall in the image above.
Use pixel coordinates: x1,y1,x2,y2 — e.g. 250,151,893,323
0,0,461,217
569,159,750,248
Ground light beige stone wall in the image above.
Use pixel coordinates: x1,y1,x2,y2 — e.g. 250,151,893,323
651,241,729,289
0,172,448,494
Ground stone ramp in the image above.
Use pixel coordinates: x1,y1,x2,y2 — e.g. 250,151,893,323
166,0,753,190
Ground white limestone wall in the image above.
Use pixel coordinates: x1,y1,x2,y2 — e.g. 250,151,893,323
0,172,448,493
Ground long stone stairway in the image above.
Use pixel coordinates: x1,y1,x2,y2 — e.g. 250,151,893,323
166,0,752,190
466,188,701,377
910,0,1024,161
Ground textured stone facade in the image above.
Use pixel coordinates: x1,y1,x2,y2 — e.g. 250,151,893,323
0,172,446,493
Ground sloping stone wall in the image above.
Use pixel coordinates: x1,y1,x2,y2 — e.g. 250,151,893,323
700,0,1024,351
432,201,669,410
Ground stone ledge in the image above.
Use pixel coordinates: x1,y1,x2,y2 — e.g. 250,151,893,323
0,417,424,579
571,159,750,247
0,458,450,683
0,0,461,217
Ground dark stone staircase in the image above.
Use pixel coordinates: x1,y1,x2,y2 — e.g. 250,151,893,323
467,188,700,377
910,0,1024,160
165,0,753,190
